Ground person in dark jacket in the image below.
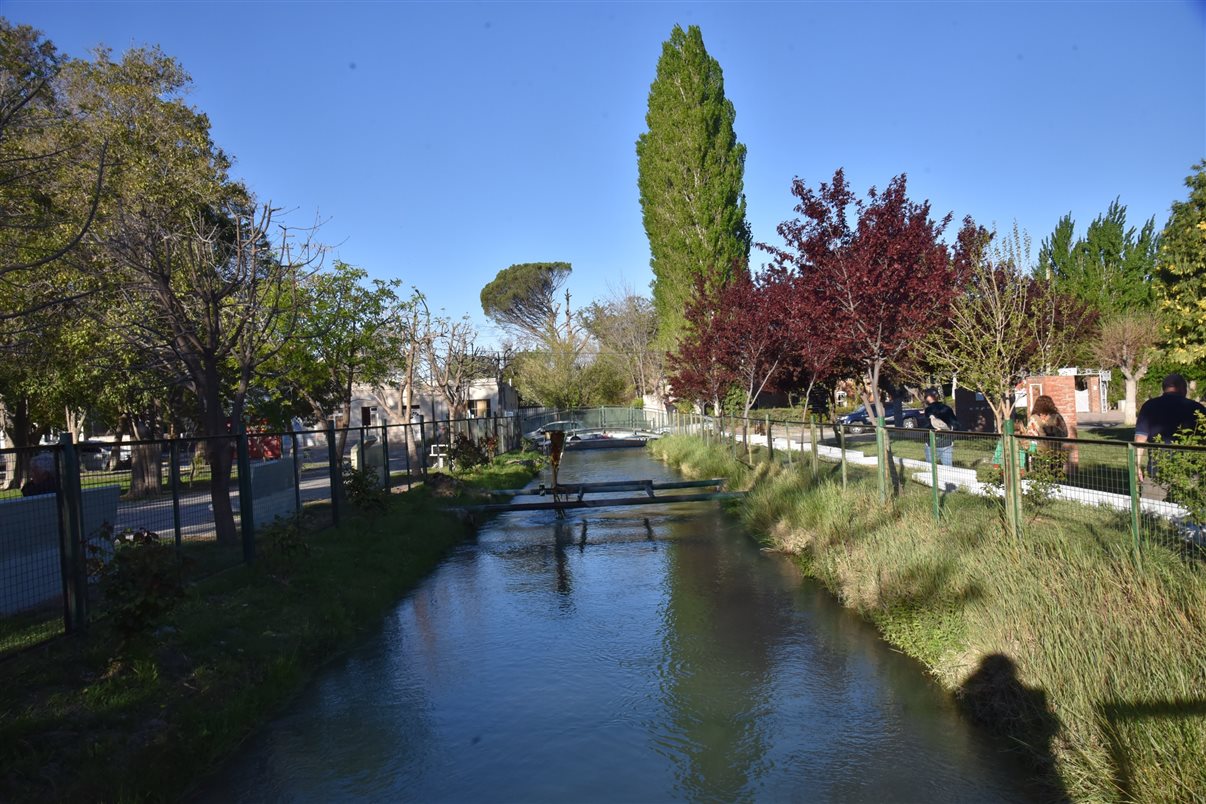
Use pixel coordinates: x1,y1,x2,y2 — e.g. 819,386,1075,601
20,452,59,497
922,388,958,466
884,387,905,429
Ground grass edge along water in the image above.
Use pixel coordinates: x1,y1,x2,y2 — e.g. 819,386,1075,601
648,433,1206,804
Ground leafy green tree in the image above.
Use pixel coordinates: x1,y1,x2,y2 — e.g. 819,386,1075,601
1154,161,1206,367
511,345,627,409
920,223,1096,430
268,261,408,454
636,24,750,349
57,45,322,542
0,21,107,312
583,290,662,402
1038,199,1159,315
480,262,571,344
480,262,625,407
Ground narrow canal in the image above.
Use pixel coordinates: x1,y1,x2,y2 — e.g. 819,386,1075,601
203,449,1034,802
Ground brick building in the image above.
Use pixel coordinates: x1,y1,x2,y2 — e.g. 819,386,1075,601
1019,370,1109,432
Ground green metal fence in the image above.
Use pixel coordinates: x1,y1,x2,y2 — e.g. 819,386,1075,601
644,406,1204,559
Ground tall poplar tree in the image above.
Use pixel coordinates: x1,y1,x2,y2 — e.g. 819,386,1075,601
636,24,750,349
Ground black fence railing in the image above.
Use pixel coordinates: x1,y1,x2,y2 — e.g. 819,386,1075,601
0,415,524,657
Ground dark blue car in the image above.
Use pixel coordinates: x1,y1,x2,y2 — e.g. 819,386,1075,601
837,405,925,434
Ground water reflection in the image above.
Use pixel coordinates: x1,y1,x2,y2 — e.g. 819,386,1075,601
202,450,1034,803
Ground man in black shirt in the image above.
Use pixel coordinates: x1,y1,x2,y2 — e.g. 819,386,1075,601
1134,373,1206,491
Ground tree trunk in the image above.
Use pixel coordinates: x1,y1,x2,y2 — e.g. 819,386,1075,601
65,406,87,443
991,399,1010,436
127,410,162,499
1,397,33,490
201,391,237,546
108,414,128,471
866,362,886,420
336,401,351,460
1122,372,1139,427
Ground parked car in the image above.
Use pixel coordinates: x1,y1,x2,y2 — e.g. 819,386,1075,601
836,405,925,434
77,441,112,472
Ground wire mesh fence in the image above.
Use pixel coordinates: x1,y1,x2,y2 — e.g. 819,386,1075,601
658,408,1205,560
0,414,527,657
6,406,1198,656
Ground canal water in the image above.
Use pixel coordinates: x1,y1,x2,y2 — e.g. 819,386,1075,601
203,449,1034,802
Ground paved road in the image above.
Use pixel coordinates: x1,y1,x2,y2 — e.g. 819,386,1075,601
110,467,335,542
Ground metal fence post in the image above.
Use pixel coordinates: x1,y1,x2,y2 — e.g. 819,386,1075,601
810,417,819,480
929,429,940,523
358,425,366,477
169,436,183,551
875,416,888,503
839,424,848,489
766,416,774,463
292,427,302,517
1127,442,1142,560
403,423,413,490
381,424,392,491
326,420,342,526
236,428,256,564
1002,420,1022,540
56,435,87,632
418,416,428,479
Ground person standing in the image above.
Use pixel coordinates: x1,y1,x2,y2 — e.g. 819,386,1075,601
1134,374,1206,496
1024,394,1078,475
922,388,957,466
884,387,905,429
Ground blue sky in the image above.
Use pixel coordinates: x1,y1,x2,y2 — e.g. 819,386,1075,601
6,1,1205,345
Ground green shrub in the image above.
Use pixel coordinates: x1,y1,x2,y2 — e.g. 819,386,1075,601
258,517,310,574
1154,411,1206,525
449,432,491,472
96,527,186,636
341,465,390,512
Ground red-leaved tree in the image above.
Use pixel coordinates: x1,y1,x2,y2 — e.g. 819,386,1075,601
668,276,737,414
668,266,791,418
766,265,843,417
762,169,969,419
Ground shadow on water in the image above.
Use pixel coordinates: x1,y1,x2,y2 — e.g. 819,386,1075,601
958,653,1069,803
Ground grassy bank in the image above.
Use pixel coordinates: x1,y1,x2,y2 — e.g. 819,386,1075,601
0,453,543,802
650,435,1206,803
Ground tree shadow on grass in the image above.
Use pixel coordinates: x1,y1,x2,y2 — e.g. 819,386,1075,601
958,653,1070,803
1096,696,1206,802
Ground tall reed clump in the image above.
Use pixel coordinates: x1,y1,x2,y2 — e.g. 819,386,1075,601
656,435,1206,803
647,434,750,490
